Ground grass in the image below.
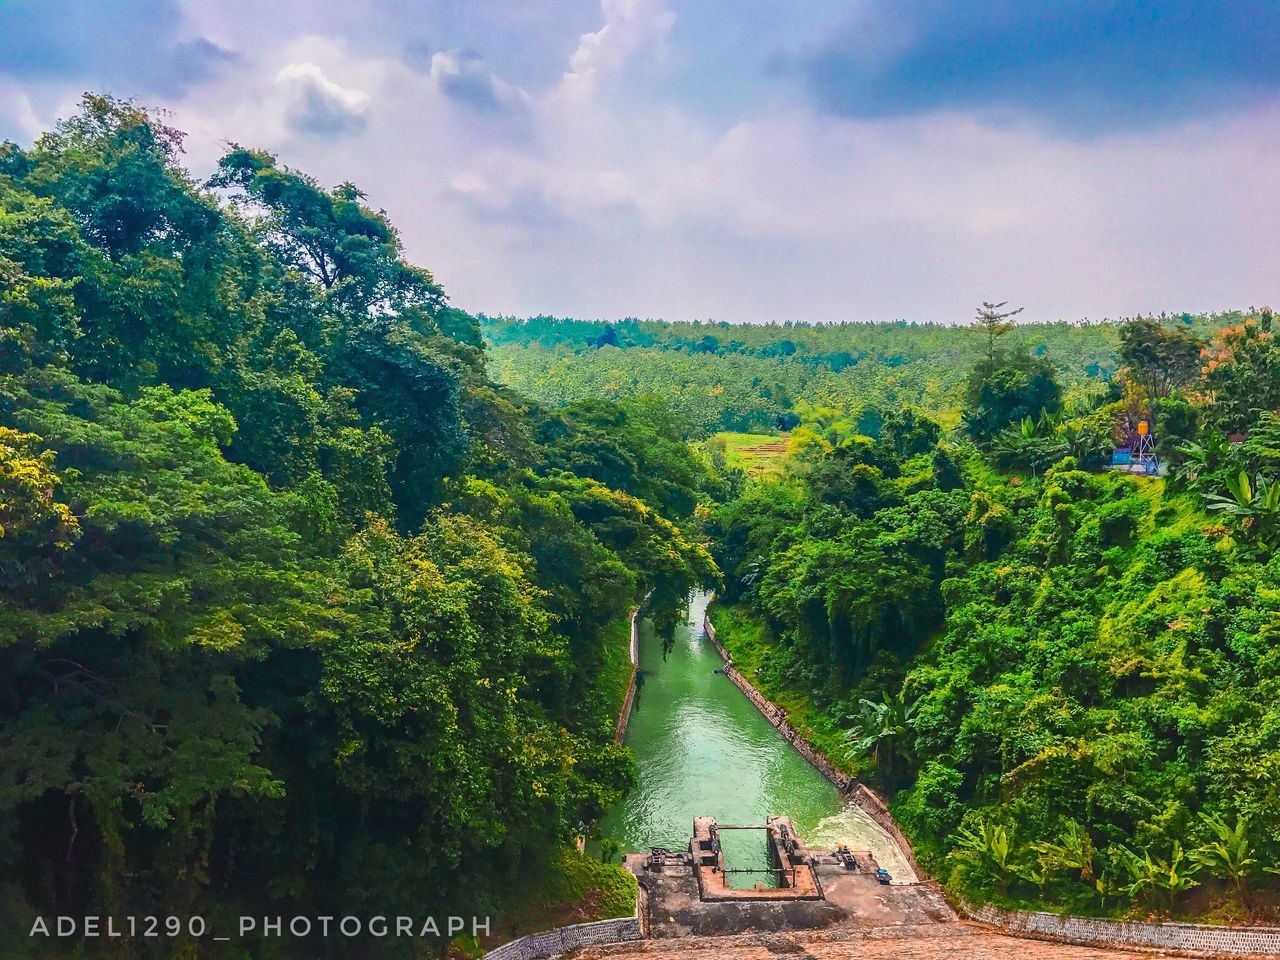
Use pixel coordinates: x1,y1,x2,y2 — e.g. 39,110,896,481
596,614,636,724
707,600,857,778
708,431,791,478
465,846,637,957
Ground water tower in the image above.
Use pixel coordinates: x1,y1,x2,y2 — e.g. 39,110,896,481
1131,418,1159,475
1111,417,1159,476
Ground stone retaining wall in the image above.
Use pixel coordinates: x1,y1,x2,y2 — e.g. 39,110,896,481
702,611,923,879
483,880,647,960
482,915,643,960
613,607,642,743
961,901,1280,957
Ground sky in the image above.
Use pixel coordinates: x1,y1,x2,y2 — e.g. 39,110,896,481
1,0,1278,325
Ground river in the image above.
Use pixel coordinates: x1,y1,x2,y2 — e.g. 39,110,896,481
598,592,914,885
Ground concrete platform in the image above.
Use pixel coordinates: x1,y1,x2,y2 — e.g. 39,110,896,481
628,816,954,941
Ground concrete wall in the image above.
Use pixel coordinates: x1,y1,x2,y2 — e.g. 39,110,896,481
962,901,1280,957
701,611,923,879
482,915,643,960
613,607,642,743
483,881,647,960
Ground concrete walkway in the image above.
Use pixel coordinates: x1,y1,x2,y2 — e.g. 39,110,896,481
573,923,1177,959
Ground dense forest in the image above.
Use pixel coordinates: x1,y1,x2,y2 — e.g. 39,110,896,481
4,93,1279,959
701,309,1280,921
483,313,1233,434
0,97,719,958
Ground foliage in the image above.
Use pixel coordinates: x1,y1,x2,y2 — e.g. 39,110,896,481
1201,313,1280,433
963,347,1063,444
706,307,1280,919
0,97,717,958
844,691,917,792
971,300,1024,363
484,313,1229,437
1119,318,1206,399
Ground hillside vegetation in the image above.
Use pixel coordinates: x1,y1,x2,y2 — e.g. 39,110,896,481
0,97,720,958
700,310,1280,922
483,313,1233,435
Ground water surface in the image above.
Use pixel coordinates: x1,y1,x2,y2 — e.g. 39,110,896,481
598,592,913,882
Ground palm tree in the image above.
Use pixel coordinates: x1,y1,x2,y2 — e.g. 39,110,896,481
844,690,917,792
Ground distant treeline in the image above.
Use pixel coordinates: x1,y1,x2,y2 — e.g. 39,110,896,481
482,313,1237,435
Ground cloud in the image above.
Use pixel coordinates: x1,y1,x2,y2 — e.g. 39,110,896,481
0,0,233,97
429,51,529,113
276,62,370,135
799,0,1280,135
561,0,676,96
4,0,1279,326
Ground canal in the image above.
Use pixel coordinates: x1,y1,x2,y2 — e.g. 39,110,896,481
598,592,914,885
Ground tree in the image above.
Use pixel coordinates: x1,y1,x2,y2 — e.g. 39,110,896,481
1201,316,1280,433
0,426,79,591
1118,318,1206,399
963,348,1062,444
844,690,918,792
972,300,1024,363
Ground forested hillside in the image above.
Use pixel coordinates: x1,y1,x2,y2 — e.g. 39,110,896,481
483,313,1232,435
4,93,1278,958
704,311,1280,921
0,97,718,958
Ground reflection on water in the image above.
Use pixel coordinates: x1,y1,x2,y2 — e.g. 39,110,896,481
598,592,915,883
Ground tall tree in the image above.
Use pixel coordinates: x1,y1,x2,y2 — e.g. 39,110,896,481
972,300,1024,363
1118,318,1206,399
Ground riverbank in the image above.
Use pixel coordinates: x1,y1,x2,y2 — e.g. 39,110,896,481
597,594,849,876
704,600,1280,947
703,602,922,881
473,614,640,955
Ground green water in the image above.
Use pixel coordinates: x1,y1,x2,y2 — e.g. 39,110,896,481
598,592,914,884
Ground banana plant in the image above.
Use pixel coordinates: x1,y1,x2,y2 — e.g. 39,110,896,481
1119,841,1200,911
1173,430,1236,491
951,822,1021,894
1189,813,1257,896
1032,820,1095,884
1206,470,1279,548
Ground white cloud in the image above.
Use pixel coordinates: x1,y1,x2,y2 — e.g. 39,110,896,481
560,0,676,97
0,82,46,141
9,1,1277,325
276,62,370,135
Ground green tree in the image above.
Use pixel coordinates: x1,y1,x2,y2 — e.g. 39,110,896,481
972,300,1024,363
1118,318,1205,399
963,348,1062,444
844,690,918,792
